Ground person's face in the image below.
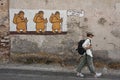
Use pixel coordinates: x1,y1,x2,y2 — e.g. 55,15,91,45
39,13,44,18
56,13,60,17
90,35,94,38
19,13,24,18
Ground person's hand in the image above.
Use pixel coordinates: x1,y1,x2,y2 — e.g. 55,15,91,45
45,18,48,23
88,45,92,49
85,45,92,49
25,18,28,22
61,18,63,22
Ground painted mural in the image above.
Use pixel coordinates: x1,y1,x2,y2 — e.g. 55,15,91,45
13,11,28,33
10,9,67,35
49,11,63,33
33,11,48,33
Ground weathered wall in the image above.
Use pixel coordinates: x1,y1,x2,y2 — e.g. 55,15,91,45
0,0,120,62
0,0,9,62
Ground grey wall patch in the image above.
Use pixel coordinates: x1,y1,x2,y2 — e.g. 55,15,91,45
11,38,40,53
111,29,120,39
98,17,107,25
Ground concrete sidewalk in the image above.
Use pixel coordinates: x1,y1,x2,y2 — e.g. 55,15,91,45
0,63,120,76
0,68,119,80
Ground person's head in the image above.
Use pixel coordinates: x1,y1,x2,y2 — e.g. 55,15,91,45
18,11,24,18
38,11,44,17
86,32,94,38
55,11,60,17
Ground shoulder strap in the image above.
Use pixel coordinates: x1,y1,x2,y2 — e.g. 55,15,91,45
89,39,92,46
89,39,91,43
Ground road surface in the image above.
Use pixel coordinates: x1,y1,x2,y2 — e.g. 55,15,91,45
0,69,119,80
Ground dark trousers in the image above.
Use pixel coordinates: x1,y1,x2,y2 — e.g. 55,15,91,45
76,54,96,74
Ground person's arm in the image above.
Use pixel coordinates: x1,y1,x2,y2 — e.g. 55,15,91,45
82,39,92,50
33,13,38,22
52,17,61,23
44,18,48,23
16,17,25,23
36,17,44,23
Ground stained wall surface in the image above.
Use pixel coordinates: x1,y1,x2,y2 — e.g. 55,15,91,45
0,0,120,61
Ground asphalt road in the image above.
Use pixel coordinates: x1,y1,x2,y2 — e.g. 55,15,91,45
0,69,119,80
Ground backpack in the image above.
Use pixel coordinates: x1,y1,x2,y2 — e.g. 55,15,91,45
13,14,18,24
49,13,55,23
76,39,86,55
33,13,38,23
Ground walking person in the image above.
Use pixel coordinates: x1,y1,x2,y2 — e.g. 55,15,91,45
76,32,102,78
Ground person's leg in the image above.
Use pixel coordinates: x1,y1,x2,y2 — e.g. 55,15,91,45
23,27,27,33
87,55,102,77
16,27,20,33
57,27,61,33
36,28,40,33
41,28,45,33
36,29,40,33
36,26,40,33
76,55,87,73
86,55,96,74
52,27,56,33
17,29,20,33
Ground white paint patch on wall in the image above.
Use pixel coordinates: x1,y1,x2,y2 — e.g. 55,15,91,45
67,9,85,17
9,9,67,32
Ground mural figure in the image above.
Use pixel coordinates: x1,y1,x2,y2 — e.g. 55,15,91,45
13,11,28,33
33,11,48,33
49,11,63,33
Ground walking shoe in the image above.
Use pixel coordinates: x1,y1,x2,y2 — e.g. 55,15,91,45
94,73,102,78
77,72,84,77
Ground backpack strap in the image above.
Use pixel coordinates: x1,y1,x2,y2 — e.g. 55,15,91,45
89,39,92,46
